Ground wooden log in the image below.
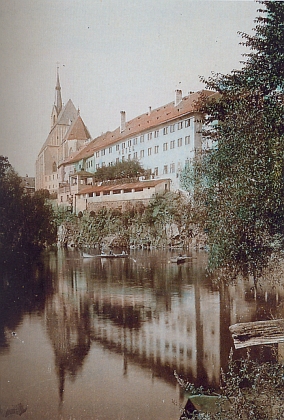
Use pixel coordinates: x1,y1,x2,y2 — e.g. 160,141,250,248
229,319,284,349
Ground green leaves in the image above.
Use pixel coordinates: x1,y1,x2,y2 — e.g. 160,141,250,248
0,156,56,260
193,1,284,279
94,159,146,182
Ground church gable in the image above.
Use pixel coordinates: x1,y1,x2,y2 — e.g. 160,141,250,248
65,116,91,141
56,99,78,126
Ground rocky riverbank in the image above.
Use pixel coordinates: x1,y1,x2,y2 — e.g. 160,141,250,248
56,192,207,250
57,216,206,250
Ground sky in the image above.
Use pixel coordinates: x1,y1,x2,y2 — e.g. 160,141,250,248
0,0,259,177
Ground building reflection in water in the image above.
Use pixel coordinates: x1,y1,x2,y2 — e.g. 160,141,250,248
44,249,284,405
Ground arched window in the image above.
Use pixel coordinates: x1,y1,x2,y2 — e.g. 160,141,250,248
52,161,57,172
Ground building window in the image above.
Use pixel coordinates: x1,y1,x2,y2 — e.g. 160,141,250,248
154,130,159,138
140,135,144,143
185,135,190,145
163,143,168,151
109,146,112,153
101,149,106,156
116,144,119,151
178,138,182,147
140,150,144,158
163,127,168,135
154,167,158,176
134,152,138,159
178,121,183,130
154,145,159,154
122,156,125,161
116,157,120,163
148,147,152,156
128,140,132,147
52,161,57,172
163,165,168,174
170,163,175,173
128,154,131,161
102,162,106,166
147,132,152,141
133,137,138,145
122,142,126,149
170,140,175,149
185,119,190,127
170,124,175,133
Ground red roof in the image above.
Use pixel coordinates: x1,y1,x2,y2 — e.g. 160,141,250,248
77,178,170,195
63,90,214,166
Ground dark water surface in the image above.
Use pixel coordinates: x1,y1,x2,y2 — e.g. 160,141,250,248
1,248,283,419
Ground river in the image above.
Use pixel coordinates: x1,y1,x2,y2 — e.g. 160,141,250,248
0,248,283,419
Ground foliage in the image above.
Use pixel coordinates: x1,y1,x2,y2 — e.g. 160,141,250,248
94,159,147,182
177,350,284,419
187,1,284,279
58,192,194,248
0,156,57,261
143,192,193,227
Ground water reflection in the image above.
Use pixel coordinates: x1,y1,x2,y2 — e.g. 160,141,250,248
1,249,284,419
44,249,284,394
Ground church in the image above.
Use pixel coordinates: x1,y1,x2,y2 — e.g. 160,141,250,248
35,70,92,195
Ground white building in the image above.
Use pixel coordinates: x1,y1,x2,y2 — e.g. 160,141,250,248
58,89,215,210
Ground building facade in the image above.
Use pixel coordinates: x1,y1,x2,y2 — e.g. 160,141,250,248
58,89,215,211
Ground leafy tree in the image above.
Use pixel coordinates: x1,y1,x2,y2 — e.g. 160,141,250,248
190,1,284,280
94,159,146,182
0,156,57,260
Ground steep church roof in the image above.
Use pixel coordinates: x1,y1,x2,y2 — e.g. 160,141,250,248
65,115,91,141
56,99,78,126
38,99,79,156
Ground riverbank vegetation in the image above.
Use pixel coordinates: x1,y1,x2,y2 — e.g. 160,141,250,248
0,156,57,263
182,0,284,285
178,2,284,418
56,191,199,249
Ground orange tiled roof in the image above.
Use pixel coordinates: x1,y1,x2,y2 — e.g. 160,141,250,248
66,115,91,141
63,90,214,166
77,178,170,195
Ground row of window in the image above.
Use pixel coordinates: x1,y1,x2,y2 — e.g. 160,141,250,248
163,119,190,135
95,135,191,159
96,159,190,176
94,120,191,158
45,173,58,181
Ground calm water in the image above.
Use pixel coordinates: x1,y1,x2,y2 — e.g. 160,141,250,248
1,248,283,420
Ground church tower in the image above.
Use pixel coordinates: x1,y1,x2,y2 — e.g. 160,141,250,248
51,67,63,128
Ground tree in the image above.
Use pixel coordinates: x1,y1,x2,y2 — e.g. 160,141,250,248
0,156,57,260
191,1,284,280
94,159,146,182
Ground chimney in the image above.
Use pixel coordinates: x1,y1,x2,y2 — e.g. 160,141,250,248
148,106,151,115
120,111,126,133
175,89,182,106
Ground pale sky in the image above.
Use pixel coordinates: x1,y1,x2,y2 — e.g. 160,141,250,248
0,0,259,177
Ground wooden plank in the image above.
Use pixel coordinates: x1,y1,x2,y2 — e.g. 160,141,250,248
229,319,284,349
